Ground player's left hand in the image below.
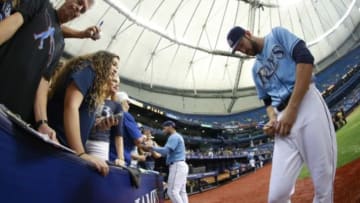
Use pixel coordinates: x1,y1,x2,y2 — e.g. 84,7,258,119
276,107,298,136
83,26,101,40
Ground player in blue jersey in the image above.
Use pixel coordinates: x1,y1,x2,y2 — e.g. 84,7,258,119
142,120,188,203
227,26,337,203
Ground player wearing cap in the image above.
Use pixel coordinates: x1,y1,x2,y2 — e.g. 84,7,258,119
227,26,337,203
142,120,188,203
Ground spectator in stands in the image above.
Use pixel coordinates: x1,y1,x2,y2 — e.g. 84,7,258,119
109,91,145,167
85,75,125,166
138,127,161,170
47,51,119,176
339,107,347,124
332,114,340,130
130,146,146,168
142,120,189,203
0,0,95,142
0,0,101,46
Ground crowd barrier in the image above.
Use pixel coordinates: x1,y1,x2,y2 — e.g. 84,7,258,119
0,105,164,203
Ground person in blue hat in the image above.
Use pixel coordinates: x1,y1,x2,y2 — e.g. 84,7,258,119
142,120,188,203
227,26,337,203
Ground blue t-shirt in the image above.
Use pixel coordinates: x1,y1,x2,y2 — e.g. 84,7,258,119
153,132,186,165
48,63,96,146
108,104,123,161
88,100,122,143
113,112,142,166
252,27,302,107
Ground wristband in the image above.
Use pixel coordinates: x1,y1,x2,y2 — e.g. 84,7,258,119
35,119,48,130
78,152,86,157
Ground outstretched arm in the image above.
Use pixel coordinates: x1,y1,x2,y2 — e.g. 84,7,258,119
61,25,101,40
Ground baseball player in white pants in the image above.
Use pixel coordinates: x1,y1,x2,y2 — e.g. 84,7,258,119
227,26,337,203
269,84,337,202
142,120,189,203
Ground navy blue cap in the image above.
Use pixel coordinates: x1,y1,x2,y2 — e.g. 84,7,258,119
227,26,246,54
162,120,176,128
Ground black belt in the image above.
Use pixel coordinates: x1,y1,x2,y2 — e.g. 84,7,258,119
169,160,185,165
276,94,291,112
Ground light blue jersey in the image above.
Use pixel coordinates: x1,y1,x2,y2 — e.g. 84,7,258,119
252,27,303,107
153,132,186,165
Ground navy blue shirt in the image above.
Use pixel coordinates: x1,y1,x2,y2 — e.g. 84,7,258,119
48,63,96,146
88,99,122,143
109,112,142,166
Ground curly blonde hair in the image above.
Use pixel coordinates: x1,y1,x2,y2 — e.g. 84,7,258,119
50,51,119,110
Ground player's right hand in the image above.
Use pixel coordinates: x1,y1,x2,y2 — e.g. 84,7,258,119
79,153,109,176
263,119,277,137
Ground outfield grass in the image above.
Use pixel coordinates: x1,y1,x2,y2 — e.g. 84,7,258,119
299,106,360,179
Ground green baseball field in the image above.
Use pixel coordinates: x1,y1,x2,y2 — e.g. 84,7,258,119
299,106,360,178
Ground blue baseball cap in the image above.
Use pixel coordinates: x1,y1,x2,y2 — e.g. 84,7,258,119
227,26,246,54
162,120,176,128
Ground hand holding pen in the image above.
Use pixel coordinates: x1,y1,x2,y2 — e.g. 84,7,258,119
85,20,103,40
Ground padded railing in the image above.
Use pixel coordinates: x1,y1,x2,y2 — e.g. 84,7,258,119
0,106,164,203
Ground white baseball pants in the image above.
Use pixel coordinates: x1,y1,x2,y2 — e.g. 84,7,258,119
167,161,189,203
268,84,337,203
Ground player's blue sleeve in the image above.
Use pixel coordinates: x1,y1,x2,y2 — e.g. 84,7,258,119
123,112,142,140
272,27,301,58
69,65,95,97
292,41,314,64
153,146,170,156
252,62,268,100
153,135,178,155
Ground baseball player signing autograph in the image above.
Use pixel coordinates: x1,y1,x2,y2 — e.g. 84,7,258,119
227,26,337,203
142,120,188,203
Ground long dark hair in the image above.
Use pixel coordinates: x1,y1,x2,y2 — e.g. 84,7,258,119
50,51,119,110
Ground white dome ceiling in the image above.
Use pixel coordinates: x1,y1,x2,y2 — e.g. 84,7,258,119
55,0,360,114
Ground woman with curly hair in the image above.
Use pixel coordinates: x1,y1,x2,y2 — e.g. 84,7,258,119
47,50,119,176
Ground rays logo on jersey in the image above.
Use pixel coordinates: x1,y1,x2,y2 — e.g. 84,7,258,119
257,44,285,86
272,45,285,59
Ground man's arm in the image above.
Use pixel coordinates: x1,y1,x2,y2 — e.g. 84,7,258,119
34,77,57,141
114,135,125,166
263,105,277,136
0,12,23,45
276,63,313,136
61,25,101,40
